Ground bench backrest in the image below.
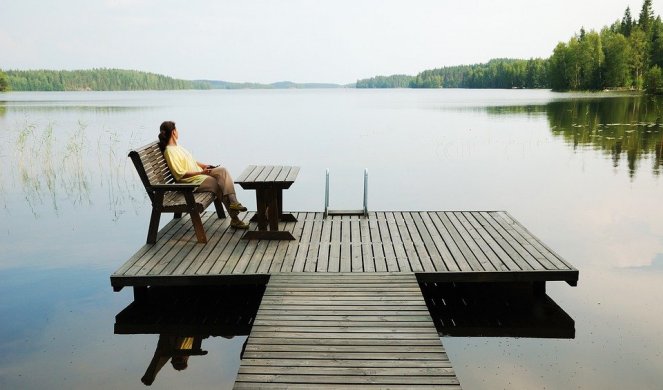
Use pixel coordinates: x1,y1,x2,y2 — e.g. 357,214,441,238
128,141,176,199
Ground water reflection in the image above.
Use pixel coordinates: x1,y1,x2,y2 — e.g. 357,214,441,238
486,95,663,177
114,285,265,387
420,282,575,339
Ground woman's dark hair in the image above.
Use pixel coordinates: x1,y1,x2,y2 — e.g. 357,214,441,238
158,121,176,151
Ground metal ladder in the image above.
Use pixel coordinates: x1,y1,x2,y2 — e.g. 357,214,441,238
323,168,368,218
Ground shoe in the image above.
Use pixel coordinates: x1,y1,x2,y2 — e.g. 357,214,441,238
229,202,248,212
230,220,249,229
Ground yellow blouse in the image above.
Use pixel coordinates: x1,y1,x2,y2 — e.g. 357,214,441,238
163,145,206,185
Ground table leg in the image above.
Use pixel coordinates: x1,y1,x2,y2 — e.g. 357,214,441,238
268,187,279,231
276,189,298,222
255,188,267,231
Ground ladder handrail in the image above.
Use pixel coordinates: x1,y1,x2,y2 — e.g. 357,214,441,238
324,168,368,218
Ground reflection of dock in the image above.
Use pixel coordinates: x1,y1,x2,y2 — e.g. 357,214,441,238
111,210,579,388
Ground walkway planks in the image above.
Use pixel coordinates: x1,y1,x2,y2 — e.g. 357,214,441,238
234,273,461,389
111,211,578,291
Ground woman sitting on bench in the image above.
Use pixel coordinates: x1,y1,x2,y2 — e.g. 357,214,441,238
158,120,249,229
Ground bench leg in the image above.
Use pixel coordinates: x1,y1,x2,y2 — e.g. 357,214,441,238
147,208,161,244
213,197,226,218
184,192,207,243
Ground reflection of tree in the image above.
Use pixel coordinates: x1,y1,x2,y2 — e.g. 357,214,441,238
545,96,663,177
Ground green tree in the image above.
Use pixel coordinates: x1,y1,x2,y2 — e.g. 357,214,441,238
646,65,663,93
639,0,655,33
622,6,634,36
602,29,631,88
0,70,9,91
629,27,649,89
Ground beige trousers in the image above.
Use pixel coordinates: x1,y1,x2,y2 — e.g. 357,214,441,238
195,166,238,216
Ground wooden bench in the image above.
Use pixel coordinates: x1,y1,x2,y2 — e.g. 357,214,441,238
129,141,226,244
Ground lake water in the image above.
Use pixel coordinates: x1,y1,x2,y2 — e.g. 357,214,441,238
0,89,661,389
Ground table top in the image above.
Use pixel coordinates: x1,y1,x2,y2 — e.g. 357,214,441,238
235,165,300,189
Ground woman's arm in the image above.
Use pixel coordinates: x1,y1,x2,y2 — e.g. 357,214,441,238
181,168,211,179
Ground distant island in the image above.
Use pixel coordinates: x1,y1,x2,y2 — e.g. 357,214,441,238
1,1,661,93
0,68,348,92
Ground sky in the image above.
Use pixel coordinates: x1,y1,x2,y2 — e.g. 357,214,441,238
1,0,660,84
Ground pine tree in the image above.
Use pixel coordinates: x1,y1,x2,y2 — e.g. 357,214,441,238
622,6,634,37
639,0,655,33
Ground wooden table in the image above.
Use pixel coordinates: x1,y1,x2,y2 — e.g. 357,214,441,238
235,165,299,240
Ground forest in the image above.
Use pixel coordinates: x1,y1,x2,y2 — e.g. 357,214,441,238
1,69,208,91
357,0,663,93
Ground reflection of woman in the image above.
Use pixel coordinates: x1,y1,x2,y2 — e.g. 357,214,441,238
141,335,206,386
158,121,249,229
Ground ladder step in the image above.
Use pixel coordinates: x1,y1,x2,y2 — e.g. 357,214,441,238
327,209,366,216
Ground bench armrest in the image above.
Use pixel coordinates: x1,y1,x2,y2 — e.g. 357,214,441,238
150,183,199,192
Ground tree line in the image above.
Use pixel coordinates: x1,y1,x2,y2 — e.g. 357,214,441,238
1,69,208,91
357,0,663,93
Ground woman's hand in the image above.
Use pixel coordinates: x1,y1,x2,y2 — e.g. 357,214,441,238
202,168,212,175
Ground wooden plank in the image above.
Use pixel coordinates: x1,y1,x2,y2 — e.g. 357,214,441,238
340,216,352,272
393,212,423,272
280,213,306,272
238,358,451,368
437,212,484,271
235,273,459,388
328,216,341,272
205,223,246,274
402,213,436,272
475,212,533,271
463,212,519,270
480,211,543,270
269,216,299,272
304,218,323,272
487,211,554,270
446,212,496,271
384,212,409,271
351,217,364,272
187,217,238,274
234,164,257,182
255,165,276,182
292,215,315,272
155,214,221,275
285,166,300,182
367,212,384,272
274,166,291,182
456,212,506,271
235,383,459,390
496,211,570,270
358,217,374,272
316,215,332,272
265,166,284,182
238,366,454,376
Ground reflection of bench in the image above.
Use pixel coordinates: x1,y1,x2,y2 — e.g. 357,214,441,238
129,141,225,244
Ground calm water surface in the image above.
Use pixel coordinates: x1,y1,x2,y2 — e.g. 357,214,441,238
0,89,661,389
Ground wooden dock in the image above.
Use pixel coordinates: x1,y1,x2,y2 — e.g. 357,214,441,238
234,273,460,389
111,211,577,290
111,210,578,388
